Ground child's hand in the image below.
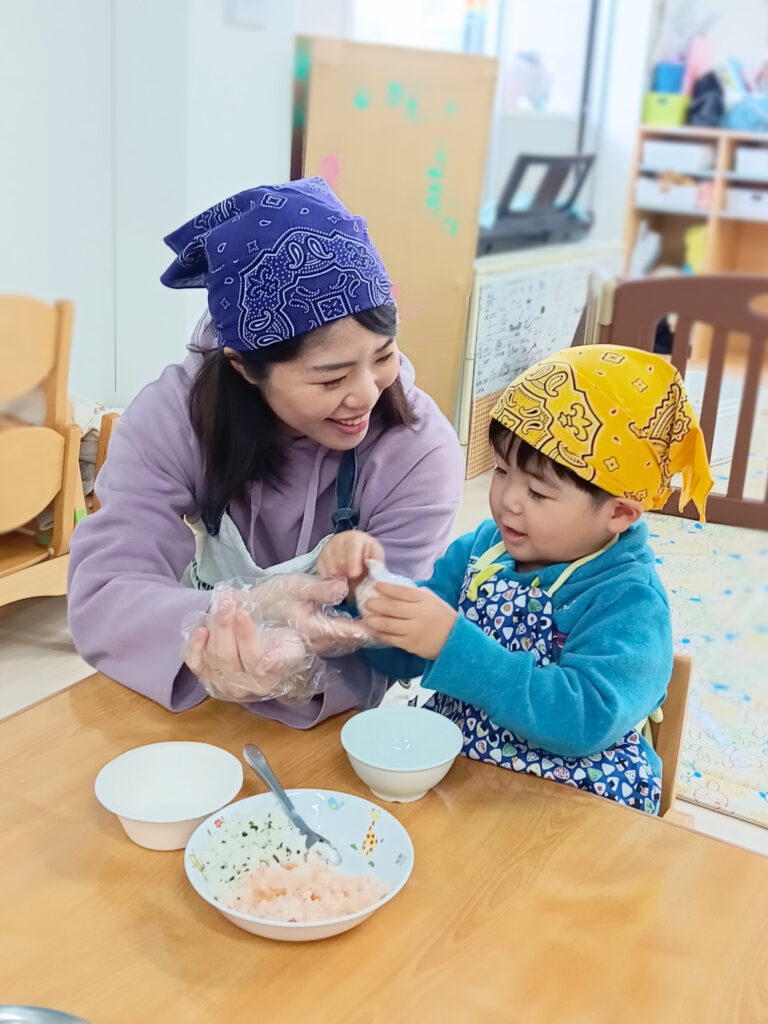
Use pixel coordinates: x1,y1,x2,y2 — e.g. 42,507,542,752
361,582,457,661
317,530,385,600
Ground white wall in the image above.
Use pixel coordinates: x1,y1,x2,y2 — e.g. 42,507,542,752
4,0,654,405
0,0,115,402
3,0,297,407
116,0,296,404
181,0,296,350
294,0,352,39
113,0,189,405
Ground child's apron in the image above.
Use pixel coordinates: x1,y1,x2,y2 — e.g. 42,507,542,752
423,540,662,814
181,448,359,590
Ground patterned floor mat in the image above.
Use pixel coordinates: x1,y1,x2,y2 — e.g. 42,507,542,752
648,512,768,828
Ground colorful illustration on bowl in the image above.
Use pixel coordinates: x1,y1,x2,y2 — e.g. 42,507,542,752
361,808,381,859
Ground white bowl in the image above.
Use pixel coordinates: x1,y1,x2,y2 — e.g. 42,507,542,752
341,706,463,802
185,790,413,941
95,742,243,850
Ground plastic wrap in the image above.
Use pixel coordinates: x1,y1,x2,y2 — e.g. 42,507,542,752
182,574,371,704
356,559,417,622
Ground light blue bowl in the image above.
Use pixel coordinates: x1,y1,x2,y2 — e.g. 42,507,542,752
341,706,463,802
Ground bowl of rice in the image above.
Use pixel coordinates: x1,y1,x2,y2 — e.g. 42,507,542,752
184,790,414,941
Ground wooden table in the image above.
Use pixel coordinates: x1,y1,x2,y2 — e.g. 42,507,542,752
2,675,767,1024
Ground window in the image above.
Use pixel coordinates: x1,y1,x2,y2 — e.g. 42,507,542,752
352,0,500,56
499,0,595,115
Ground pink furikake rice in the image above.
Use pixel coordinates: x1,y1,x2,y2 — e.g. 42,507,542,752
223,850,388,922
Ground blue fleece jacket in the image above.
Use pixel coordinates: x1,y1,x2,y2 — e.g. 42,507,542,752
362,519,672,759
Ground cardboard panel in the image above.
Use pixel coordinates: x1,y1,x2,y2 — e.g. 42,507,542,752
294,37,497,418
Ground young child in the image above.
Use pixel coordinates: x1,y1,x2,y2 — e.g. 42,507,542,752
320,345,713,814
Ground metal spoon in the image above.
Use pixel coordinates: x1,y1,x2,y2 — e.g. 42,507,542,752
242,743,342,866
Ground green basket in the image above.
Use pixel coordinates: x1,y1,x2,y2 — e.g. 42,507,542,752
642,92,690,127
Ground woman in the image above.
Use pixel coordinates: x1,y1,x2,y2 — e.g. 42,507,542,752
67,177,464,727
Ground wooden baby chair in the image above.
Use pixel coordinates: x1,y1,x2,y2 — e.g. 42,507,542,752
90,412,119,513
0,296,82,608
575,273,768,530
654,654,693,825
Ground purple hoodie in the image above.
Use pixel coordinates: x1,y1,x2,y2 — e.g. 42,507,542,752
67,314,464,726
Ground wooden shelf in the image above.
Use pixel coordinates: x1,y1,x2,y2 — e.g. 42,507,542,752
626,125,768,282
624,124,768,362
638,124,768,143
634,205,709,217
717,211,768,223
639,165,715,178
723,171,768,183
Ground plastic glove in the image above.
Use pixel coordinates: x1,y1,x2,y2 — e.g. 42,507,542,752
222,574,372,656
182,594,323,704
181,575,372,704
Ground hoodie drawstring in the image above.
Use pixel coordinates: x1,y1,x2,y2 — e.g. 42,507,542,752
296,448,325,556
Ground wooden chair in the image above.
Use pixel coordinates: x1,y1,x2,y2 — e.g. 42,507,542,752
0,296,82,608
575,273,768,530
654,654,693,824
91,412,119,513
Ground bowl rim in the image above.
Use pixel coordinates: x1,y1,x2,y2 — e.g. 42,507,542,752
94,741,243,824
184,789,414,930
340,706,463,772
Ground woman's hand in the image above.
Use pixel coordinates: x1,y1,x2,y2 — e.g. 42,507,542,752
184,597,313,701
233,574,350,621
196,575,371,666
361,582,457,661
317,531,385,601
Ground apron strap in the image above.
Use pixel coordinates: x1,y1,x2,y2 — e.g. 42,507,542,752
200,447,360,539
466,540,508,601
331,447,360,533
466,534,620,602
546,534,618,596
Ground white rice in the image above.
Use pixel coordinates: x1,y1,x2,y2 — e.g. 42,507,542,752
196,808,309,898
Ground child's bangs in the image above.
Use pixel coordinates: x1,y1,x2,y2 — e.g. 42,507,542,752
513,439,560,481
488,420,552,477
488,419,610,502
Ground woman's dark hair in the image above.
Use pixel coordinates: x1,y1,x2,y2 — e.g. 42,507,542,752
189,304,416,523
488,418,610,505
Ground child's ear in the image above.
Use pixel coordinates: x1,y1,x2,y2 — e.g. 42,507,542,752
607,498,643,535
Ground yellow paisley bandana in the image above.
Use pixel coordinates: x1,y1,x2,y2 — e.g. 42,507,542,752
490,345,714,521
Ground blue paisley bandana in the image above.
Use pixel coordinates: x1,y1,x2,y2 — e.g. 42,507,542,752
161,177,394,352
